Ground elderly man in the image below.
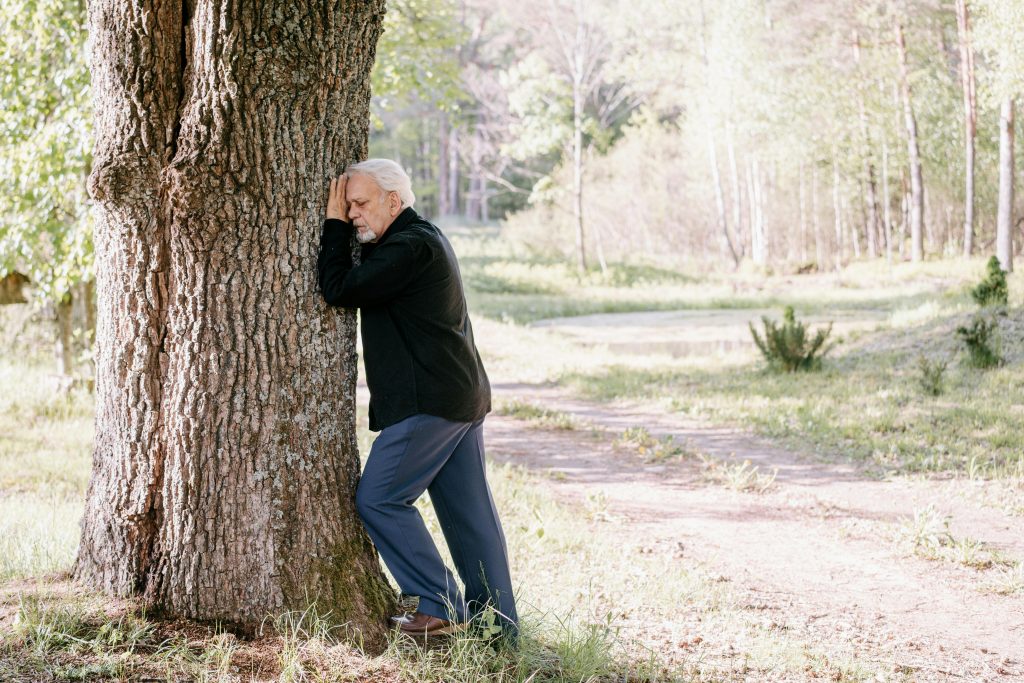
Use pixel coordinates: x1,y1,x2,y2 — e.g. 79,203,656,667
317,159,518,641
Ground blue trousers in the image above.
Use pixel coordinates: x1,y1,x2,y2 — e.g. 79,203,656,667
355,414,518,631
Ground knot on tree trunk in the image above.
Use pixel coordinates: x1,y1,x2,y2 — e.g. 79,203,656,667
87,154,160,205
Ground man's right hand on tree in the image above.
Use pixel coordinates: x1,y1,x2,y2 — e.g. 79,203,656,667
326,173,349,221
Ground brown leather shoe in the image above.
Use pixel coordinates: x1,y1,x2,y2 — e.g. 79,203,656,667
391,611,462,636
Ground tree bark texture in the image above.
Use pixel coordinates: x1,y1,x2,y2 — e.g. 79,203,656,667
996,97,1015,272
75,0,395,645
895,21,925,262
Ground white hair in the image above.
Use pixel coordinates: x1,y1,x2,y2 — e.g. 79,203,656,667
345,158,416,209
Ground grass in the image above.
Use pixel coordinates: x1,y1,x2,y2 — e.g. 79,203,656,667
700,457,778,494
451,232,987,325
495,399,581,431
0,355,910,680
3,243,1021,680
560,303,1024,478
613,426,692,463
896,504,1014,571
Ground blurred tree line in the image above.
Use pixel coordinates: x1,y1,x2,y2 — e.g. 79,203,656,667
1,0,1023,379
370,0,1023,275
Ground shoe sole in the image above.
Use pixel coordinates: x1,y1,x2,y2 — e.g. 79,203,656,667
399,622,467,638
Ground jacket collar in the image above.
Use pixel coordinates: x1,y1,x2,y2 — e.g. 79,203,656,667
373,207,419,247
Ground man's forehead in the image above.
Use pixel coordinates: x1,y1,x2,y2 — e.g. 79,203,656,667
346,174,380,198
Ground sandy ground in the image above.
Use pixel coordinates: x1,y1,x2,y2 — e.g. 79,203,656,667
484,381,1024,681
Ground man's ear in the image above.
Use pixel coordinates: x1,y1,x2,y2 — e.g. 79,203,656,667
389,191,402,217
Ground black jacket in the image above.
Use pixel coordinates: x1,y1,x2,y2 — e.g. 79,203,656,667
317,207,491,431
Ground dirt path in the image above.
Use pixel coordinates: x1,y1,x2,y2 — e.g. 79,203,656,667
485,382,1024,682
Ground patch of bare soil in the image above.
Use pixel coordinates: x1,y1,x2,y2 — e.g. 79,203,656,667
487,382,1024,682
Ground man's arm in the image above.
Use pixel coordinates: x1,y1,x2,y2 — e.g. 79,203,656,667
316,175,420,307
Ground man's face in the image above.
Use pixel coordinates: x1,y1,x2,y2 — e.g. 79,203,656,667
346,173,401,243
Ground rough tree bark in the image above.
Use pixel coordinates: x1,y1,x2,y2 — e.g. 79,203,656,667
74,0,395,645
996,97,1015,272
895,21,925,262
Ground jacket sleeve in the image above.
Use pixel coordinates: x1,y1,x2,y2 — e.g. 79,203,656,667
317,219,422,308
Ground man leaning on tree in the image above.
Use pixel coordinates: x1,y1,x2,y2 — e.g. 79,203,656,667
317,158,518,641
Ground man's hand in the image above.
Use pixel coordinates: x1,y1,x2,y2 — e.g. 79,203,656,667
326,173,349,221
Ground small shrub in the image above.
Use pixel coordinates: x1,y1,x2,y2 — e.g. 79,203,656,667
749,306,834,372
916,355,948,396
970,256,1008,307
613,426,688,462
956,314,1002,369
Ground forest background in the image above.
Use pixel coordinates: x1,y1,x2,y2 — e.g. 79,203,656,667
3,0,1024,337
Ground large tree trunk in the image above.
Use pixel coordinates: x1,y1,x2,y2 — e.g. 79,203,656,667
996,97,1015,272
955,0,977,257
895,21,925,262
75,0,395,645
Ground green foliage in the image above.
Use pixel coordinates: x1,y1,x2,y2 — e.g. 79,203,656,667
956,313,1002,369
971,256,1009,307
749,306,834,372
916,355,948,396
371,0,466,109
0,0,93,302
973,0,1024,103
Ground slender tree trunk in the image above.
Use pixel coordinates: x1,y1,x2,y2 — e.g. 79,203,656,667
438,112,450,216
76,0,394,644
996,97,1015,272
853,31,880,259
882,141,893,263
832,150,844,270
812,163,823,269
708,135,739,267
955,0,977,256
448,124,459,214
851,181,863,259
571,0,587,274
896,21,925,262
726,124,744,258
54,293,74,378
698,0,739,268
799,160,808,263
900,172,909,260
748,157,766,265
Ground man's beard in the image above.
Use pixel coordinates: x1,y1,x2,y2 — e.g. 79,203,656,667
355,225,377,244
